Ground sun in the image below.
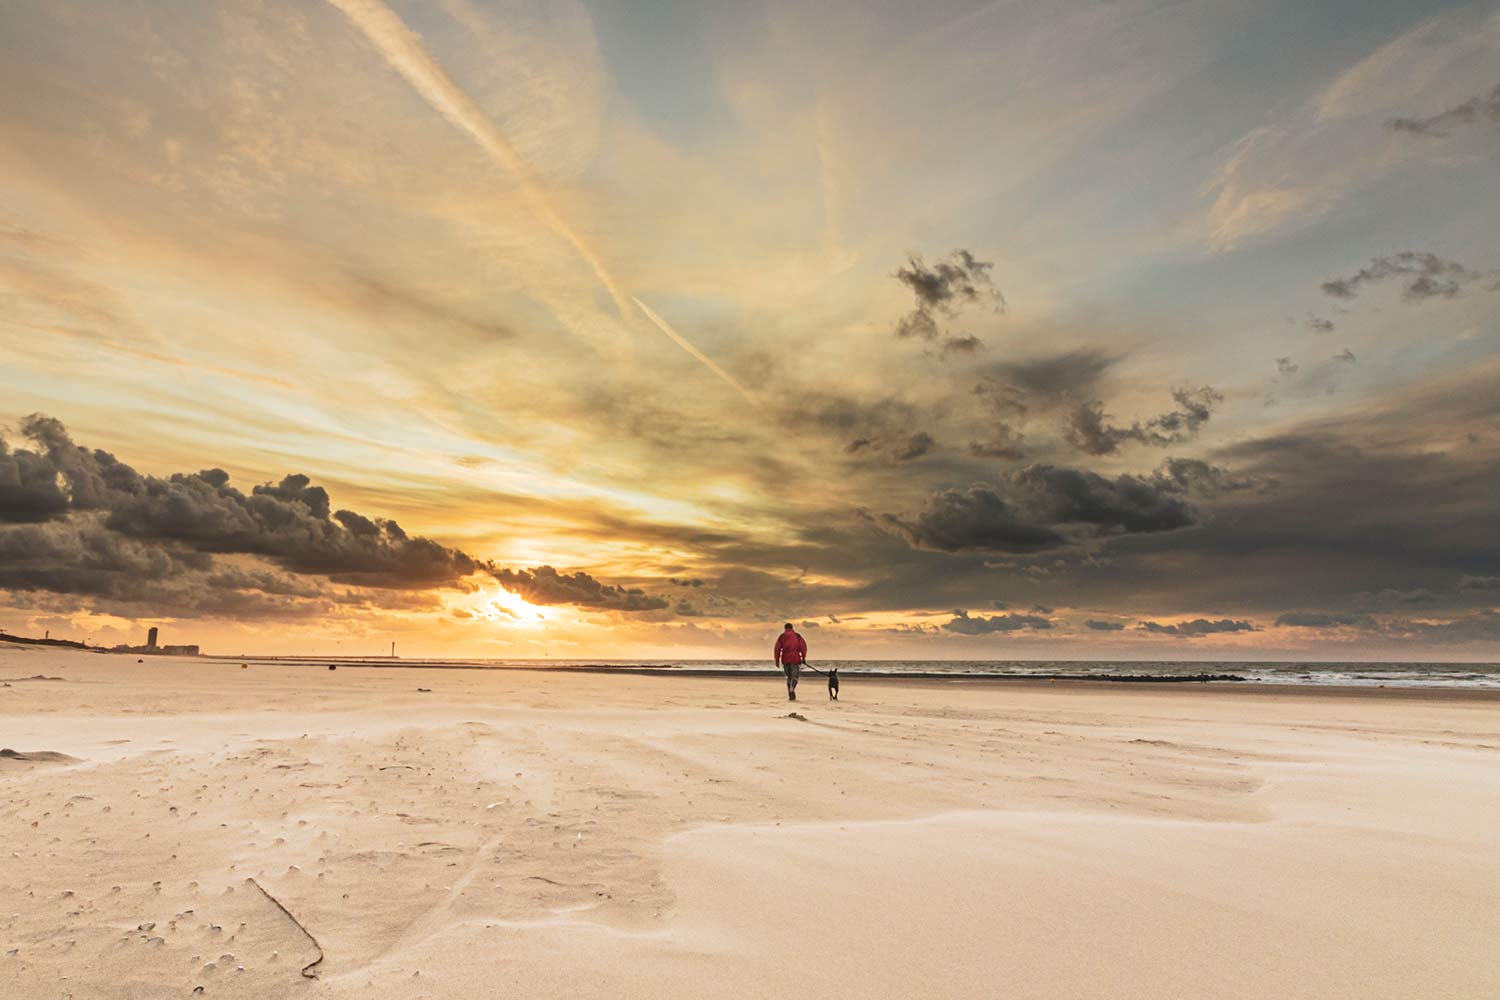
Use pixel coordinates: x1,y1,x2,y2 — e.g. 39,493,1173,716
469,586,549,626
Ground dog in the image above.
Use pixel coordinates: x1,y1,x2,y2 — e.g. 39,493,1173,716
827,666,839,701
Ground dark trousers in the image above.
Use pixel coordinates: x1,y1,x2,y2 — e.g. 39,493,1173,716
782,661,800,693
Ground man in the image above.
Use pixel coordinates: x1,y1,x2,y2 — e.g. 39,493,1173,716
774,622,807,701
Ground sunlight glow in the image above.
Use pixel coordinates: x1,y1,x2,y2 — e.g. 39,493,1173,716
469,587,550,627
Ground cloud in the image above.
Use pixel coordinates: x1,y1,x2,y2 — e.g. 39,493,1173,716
872,460,1210,554
1320,252,1482,301
1138,617,1257,637
968,426,1027,460
1274,611,1376,628
1306,315,1335,334
963,350,1119,462
892,249,1003,341
0,436,73,523
1149,457,1264,496
1084,619,1126,631
794,394,935,464
941,335,985,355
984,349,1115,398
1276,357,1299,376
871,484,1064,554
1064,387,1222,455
1386,83,1500,137
490,565,669,611
942,608,1052,634
1459,575,1500,590
1354,587,1437,608
1332,348,1356,364
1202,11,1500,247
1014,464,1199,533
0,415,666,618
894,432,936,462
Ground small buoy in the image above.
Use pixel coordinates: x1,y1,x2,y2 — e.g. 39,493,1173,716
328,665,337,671
137,659,144,664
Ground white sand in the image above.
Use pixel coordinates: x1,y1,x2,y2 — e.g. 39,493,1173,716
2,646,1497,998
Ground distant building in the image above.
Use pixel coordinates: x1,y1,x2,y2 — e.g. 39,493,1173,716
109,625,199,657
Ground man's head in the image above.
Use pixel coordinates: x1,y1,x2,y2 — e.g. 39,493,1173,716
784,623,794,631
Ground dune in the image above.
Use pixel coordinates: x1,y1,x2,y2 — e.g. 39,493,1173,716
0,748,81,769
1,647,1497,998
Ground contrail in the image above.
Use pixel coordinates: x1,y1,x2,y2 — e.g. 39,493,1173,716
632,297,763,412
325,0,757,408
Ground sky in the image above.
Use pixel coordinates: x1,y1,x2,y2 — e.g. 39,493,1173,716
1,0,1498,660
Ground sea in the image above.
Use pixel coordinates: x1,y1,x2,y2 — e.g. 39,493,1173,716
218,656,1500,689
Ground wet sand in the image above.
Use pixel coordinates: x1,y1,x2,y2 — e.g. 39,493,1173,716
3,646,1497,998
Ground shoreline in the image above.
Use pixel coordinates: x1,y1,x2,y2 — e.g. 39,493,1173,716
169,654,1500,700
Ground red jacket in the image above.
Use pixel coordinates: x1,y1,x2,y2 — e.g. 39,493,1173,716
775,630,807,665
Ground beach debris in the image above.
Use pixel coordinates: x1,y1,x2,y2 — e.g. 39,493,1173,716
246,878,323,978
785,712,807,721
328,665,337,671
416,687,432,693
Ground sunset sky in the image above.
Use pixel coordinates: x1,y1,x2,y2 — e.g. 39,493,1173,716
2,0,1498,659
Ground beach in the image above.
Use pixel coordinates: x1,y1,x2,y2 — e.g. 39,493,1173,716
3,647,1498,999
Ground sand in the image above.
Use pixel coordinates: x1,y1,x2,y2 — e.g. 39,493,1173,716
2,647,1497,999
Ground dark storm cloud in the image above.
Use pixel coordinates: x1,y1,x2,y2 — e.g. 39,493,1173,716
942,608,1052,634
892,249,1003,341
0,517,197,600
1087,374,1500,622
869,458,1223,554
968,426,1026,460
1320,252,1481,301
490,565,669,612
1,414,476,589
1063,387,1222,455
986,349,1115,398
0,415,666,618
1084,619,1126,631
0,516,367,621
870,485,1063,554
1015,465,1198,533
1146,457,1264,496
941,335,985,355
1138,618,1257,637
0,435,72,523
1459,575,1500,590
103,470,476,589
894,432,936,462
1386,83,1500,137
